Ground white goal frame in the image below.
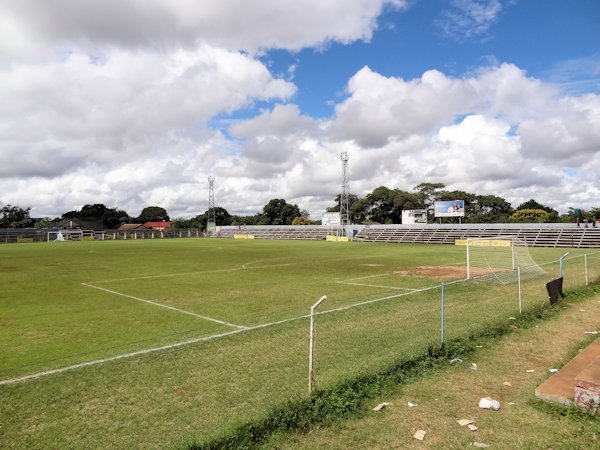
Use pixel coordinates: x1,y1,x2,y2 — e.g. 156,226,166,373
466,237,515,279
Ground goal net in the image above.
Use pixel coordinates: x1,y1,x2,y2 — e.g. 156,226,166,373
465,236,545,284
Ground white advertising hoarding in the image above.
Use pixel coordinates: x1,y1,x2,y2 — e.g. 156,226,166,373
402,209,428,224
322,212,341,226
434,200,465,217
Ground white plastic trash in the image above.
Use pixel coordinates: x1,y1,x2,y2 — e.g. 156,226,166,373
478,397,500,410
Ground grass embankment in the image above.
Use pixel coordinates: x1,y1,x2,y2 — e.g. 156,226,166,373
193,285,600,449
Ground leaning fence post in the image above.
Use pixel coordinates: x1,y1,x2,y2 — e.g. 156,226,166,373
309,295,327,395
559,252,569,278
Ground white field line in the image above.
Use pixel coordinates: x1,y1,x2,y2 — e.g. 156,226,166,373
338,273,389,282
1,284,441,385
81,283,248,330
339,281,419,291
242,263,294,270
337,272,420,291
86,266,245,284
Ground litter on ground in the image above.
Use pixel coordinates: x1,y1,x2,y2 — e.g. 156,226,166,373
503,381,512,387
372,402,392,411
470,363,478,371
472,442,489,448
457,419,475,426
468,424,478,431
413,430,427,441
407,402,418,407
479,397,500,410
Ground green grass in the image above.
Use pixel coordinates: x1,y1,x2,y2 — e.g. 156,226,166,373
0,238,597,448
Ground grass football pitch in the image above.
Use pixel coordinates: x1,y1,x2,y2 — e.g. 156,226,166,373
0,238,586,447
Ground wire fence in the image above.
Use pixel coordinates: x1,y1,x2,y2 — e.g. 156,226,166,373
0,228,205,243
309,251,600,392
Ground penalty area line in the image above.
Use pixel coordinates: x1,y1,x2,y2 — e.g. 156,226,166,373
81,283,248,330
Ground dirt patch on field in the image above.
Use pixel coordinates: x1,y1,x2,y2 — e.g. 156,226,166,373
393,265,498,279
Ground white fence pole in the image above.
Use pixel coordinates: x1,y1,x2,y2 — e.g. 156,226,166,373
309,295,327,395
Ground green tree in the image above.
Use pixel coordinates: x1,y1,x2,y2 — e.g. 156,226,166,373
292,216,314,225
467,195,514,223
1,204,33,228
34,217,55,228
516,199,557,214
191,207,232,229
79,204,108,219
171,218,192,229
414,182,445,208
326,193,359,213
261,199,300,225
365,186,400,223
509,209,551,223
102,208,130,228
137,206,170,223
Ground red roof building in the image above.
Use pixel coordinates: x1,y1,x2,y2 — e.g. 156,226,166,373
143,221,171,231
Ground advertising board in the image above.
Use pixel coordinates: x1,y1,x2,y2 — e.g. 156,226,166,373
434,200,465,217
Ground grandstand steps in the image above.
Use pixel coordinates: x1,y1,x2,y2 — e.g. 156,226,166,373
214,225,600,249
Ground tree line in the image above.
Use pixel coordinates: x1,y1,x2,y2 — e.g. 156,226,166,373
1,182,598,229
331,183,599,225
0,199,308,229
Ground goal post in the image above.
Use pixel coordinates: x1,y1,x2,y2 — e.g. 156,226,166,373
458,236,544,284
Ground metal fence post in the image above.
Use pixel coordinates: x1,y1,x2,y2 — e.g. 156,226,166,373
518,267,522,314
441,282,445,343
309,295,327,395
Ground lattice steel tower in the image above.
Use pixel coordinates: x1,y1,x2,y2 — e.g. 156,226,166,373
207,175,216,230
339,152,350,225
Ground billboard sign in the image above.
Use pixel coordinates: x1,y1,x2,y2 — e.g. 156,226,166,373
402,209,428,225
322,212,341,226
434,200,465,217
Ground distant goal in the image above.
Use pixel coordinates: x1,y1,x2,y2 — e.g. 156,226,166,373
457,236,545,284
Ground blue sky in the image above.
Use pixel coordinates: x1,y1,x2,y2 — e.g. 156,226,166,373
262,0,600,118
0,0,599,218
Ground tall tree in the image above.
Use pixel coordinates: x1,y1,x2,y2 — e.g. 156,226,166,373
137,206,170,223
1,204,33,228
468,195,514,223
260,199,300,225
414,182,445,208
516,199,557,214
326,193,359,213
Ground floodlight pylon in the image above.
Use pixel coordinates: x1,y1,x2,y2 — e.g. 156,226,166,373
207,176,216,230
340,152,350,225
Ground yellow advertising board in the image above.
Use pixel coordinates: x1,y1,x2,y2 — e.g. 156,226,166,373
326,235,348,242
234,234,255,239
455,239,511,247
